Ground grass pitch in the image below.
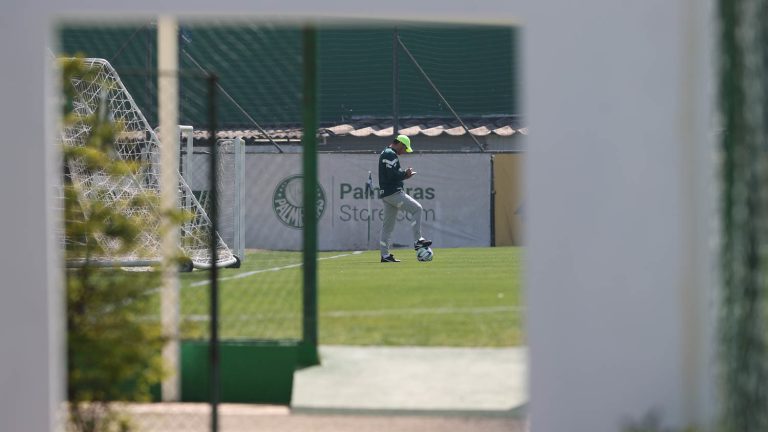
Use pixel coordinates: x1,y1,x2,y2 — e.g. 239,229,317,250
176,246,523,347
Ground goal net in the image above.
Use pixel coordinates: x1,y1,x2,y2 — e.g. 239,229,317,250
61,57,237,269
180,136,246,264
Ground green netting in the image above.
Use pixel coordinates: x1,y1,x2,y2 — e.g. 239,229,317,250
317,27,394,121
56,20,517,349
396,24,517,117
59,22,518,131
59,24,159,123
719,0,768,430
57,26,304,346
179,24,303,130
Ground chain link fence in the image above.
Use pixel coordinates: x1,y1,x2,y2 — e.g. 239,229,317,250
56,19,521,432
59,21,519,148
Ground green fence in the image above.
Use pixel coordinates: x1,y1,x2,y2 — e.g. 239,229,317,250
59,22,518,130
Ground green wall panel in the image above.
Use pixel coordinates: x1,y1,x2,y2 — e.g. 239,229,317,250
181,340,297,405
59,23,518,128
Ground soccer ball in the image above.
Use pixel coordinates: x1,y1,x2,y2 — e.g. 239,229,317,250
416,246,434,262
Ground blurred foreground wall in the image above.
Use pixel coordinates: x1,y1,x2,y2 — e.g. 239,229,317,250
524,0,718,430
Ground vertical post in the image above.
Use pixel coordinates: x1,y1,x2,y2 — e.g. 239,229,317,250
179,125,194,215
300,25,320,367
158,16,180,403
207,74,221,432
392,26,400,135
490,155,496,247
236,137,245,262
2,17,61,432
146,25,152,124
179,126,193,181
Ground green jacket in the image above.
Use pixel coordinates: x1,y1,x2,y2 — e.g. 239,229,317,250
378,147,407,198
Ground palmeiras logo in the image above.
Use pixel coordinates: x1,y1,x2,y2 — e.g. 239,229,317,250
272,175,326,229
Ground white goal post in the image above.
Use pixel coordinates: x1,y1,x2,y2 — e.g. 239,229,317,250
61,57,238,270
216,137,246,264
178,130,246,265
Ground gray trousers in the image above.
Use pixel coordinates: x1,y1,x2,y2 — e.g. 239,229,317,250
380,191,423,256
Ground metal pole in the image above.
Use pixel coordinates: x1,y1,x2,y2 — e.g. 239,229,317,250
392,27,400,136
179,125,194,216
490,155,496,247
300,25,320,367
146,25,152,124
158,16,180,403
235,137,245,262
207,74,221,432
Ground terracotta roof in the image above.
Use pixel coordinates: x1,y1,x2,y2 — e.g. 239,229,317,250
324,117,525,138
192,117,525,141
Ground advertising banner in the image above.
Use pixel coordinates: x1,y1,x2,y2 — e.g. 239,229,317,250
493,153,525,246
192,153,491,251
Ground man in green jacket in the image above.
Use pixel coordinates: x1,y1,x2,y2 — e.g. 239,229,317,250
378,134,432,262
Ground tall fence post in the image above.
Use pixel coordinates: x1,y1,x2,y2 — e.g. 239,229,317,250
207,73,220,432
300,24,320,367
158,16,180,403
393,26,400,135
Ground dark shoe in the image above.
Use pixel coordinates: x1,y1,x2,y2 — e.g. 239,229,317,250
381,254,401,263
414,238,433,250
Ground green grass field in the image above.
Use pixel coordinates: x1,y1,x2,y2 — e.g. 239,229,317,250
175,246,523,347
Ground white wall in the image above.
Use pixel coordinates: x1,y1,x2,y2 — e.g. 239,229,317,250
524,0,718,430
1,1,717,431
0,5,62,432
188,153,492,251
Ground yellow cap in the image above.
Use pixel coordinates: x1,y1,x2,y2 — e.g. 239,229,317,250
396,134,412,153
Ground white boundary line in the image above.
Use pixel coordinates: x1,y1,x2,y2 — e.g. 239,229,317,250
190,251,363,287
323,305,523,318
182,306,522,322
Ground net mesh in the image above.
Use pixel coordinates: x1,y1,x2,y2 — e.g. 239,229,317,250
720,0,768,429
61,57,236,269
193,138,244,261
180,147,304,342
59,22,518,134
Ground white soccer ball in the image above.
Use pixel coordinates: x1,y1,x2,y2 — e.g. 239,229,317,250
416,246,434,262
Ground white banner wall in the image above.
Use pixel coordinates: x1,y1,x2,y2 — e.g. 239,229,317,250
190,153,491,250
319,153,491,251
190,153,492,251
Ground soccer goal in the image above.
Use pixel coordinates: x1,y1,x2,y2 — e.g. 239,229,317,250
178,132,246,265
61,58,238,269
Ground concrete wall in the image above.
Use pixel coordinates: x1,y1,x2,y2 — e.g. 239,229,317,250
0,6,62,432
523,0,718,430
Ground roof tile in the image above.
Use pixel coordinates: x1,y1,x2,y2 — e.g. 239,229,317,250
194,117,525,141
